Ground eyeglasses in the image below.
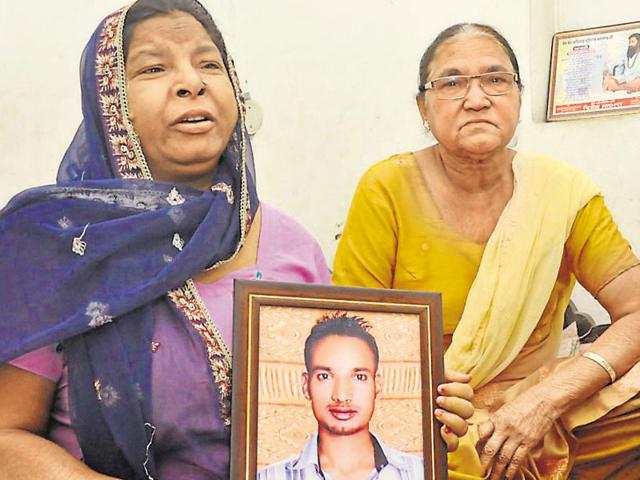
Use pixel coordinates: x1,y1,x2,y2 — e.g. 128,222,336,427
419,72,519,100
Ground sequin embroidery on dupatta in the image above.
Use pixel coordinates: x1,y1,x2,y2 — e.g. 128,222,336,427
168,281,233,424
96,8,149,179
211,182,235,204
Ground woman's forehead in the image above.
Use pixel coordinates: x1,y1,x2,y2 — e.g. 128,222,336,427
429,33,512,76
127,11,217,54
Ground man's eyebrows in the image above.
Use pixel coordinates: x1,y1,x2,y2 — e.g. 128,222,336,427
354,367,374,374
311,366,332,373
310,366,374,374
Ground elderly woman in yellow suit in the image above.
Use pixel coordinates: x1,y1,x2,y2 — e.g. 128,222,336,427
333,23,640,479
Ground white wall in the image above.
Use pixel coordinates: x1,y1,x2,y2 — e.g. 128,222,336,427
1,0,637,322
527,1,640,322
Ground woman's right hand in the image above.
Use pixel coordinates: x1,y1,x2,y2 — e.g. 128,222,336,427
435,369,474,452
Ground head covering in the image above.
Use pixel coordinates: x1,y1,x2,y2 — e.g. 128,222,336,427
0,1,258,478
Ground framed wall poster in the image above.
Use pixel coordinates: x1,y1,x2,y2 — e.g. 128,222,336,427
231,280,446,479
547,21,640,121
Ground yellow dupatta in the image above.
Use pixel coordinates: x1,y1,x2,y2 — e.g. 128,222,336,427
444,152,599,388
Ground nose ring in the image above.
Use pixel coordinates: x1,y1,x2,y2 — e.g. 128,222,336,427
201,80,207,87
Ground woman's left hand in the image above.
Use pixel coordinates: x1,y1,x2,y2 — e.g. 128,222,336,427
475,387,559,479
436,369,475,452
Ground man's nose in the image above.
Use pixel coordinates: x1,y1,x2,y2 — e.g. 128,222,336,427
331,377,353,403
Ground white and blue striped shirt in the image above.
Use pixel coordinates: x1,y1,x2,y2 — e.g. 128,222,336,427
257,432,424,480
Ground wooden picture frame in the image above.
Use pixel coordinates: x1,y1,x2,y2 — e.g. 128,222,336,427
547,21,640,121
231,280,446,479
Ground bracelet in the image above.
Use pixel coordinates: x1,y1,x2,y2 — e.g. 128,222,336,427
582,351,617,384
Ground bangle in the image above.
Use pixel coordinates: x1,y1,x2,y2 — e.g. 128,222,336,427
582,351,617,384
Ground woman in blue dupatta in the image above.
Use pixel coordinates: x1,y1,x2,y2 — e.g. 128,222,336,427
0,1,473,478
0,1,331,478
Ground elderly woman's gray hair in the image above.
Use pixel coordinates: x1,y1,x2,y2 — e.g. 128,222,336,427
418,23,523,90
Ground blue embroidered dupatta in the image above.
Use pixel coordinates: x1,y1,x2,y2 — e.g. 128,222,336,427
0,3,258,478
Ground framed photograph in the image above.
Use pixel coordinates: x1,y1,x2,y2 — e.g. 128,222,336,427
231,280,446,479
547,21,640,121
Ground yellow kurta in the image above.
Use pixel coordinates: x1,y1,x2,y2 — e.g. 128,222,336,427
333,152,640,478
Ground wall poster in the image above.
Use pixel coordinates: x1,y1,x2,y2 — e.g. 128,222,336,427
547,21,640,121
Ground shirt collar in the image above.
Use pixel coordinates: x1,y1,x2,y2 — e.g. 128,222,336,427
289,431,414,474
371,432,417,472
290,432,321,471
371,433,389,472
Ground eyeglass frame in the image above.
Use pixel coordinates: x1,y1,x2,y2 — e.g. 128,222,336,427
418,71,520,100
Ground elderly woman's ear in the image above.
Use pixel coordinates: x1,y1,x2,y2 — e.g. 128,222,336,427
415,93,431,132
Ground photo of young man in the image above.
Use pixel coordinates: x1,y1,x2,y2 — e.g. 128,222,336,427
257,313,424,479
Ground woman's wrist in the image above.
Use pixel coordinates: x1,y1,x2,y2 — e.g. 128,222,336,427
532,355,612,417
525,385,565,422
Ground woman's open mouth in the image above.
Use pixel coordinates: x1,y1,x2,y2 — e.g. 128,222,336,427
173,110,215,133
180,115,209,124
